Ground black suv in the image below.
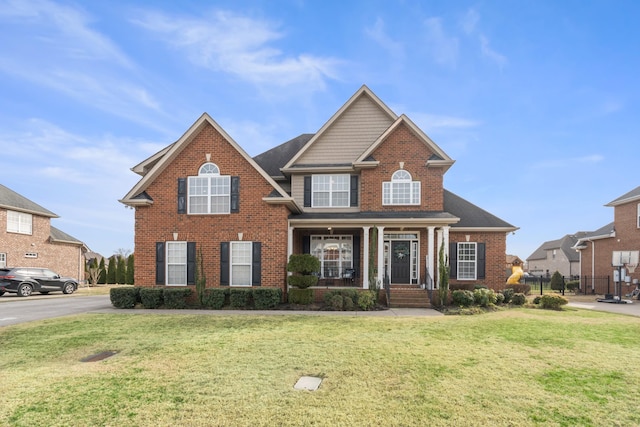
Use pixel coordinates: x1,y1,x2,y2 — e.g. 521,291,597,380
0,267,78,297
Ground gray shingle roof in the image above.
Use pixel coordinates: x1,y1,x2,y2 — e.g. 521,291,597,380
527,233,587,262
444,190,515,229
606,185,640,206
253,134,314,178
0,183,58,217
50,226,83,245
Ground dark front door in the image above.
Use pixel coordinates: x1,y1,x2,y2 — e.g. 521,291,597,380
390,241,411,284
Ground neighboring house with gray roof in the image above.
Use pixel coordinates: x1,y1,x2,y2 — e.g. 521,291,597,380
526,233,586,278
121,85,517,305
573,185,640,293
0,184,86,281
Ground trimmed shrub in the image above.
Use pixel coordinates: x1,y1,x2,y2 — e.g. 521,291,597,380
502,288,515,304
230,288,251,309
532,295,542,305
288,288,314,305
252,288,282,309
540,294,568,310
110,286,138,309
140,288,163,309
163,288,192,309
343,296,355,310
508,284,531,295
566,280,579,293
202,288,227,309
357,291,377,311
328,294,344,310
495,292,505,305
473,288,497,307
511,293,526,306
287,275,318,289
550,271,564,291
452,289,475,307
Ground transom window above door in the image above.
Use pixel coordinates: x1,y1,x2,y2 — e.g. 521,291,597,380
383,170,421,206
312,174,350,207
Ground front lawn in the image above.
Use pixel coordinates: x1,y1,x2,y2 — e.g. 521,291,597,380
2,308,640,426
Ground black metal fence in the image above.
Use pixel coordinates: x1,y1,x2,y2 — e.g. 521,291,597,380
579,276,612,295
522,275,611,296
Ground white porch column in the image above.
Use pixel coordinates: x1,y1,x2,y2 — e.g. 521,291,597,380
436,228,443,288
376,226,385,285
427,226,435,289
362,226,370,289
287,225,294,259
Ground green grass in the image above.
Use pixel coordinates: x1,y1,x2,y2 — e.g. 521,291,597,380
2,308,640,426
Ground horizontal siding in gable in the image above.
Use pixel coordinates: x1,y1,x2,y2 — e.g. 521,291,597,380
295,95,394,165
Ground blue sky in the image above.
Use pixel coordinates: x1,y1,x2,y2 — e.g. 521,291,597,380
1,0,638,263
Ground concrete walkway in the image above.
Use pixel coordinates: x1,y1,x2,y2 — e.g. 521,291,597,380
568,300,640,317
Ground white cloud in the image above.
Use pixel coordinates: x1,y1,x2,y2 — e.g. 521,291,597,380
364,17,404,59
411,112,481,130
479,34,508,68
458,8,508,68
460,8,479,35
423,17,459,67
132,9,341,90
532,154,604,169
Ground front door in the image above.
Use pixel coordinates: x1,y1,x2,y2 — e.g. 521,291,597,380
390,241,411,284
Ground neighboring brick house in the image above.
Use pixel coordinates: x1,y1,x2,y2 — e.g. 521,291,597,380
0,183,86,281
526,233,585,278
120,86,516,303
574,185,640,292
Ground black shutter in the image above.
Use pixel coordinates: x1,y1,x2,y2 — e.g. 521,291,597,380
220,242,229,286
177,178,187,214
303,176,311,207
477,243,486,280
252,242,262,286
187,242,196,285
156,242,165,285
230,176,240,213
303,236,311,254
350,175,359,207
353,234,361,276
449,242,457,279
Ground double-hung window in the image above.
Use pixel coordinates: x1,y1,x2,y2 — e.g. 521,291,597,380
188,163,230,214
310,235,353,278
312,174,350,207
383,170,420,205
166,241,187,286
457,242,477,280
230,241,252,286
7,210,32,235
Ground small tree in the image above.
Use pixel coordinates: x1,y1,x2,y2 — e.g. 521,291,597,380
126,254,134,285
86,258,99,288
98,258,107,284
287,254,320,288
195,248,206,304
107,255,117,284
116,256,126,285
550,271,564,292
438,241,449,306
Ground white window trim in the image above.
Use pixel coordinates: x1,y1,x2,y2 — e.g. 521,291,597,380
166,241,187,286
457,242,477,281
7,210,33,235
230,241,252,287
382,170,421,206
187,163,231,215
0,253,6,268
637,203,640,228
311,174,350,208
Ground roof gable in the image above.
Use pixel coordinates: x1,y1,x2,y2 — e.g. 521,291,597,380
0,183,58,218
606,185,640,207
120,113,296,209
355,114,454,171
444,189,516,230
282,85,397,170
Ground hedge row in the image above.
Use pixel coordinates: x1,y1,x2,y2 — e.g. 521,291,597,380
110,287,282,310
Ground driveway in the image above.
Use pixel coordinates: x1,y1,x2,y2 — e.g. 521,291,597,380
567,298,640,317
0,294,113,327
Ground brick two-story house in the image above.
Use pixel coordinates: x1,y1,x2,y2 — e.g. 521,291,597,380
574,186,640,293
120,86,516,303
0,183,86,280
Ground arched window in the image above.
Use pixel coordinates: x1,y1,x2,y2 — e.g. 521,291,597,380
188,163,230,214
383,169,421,205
